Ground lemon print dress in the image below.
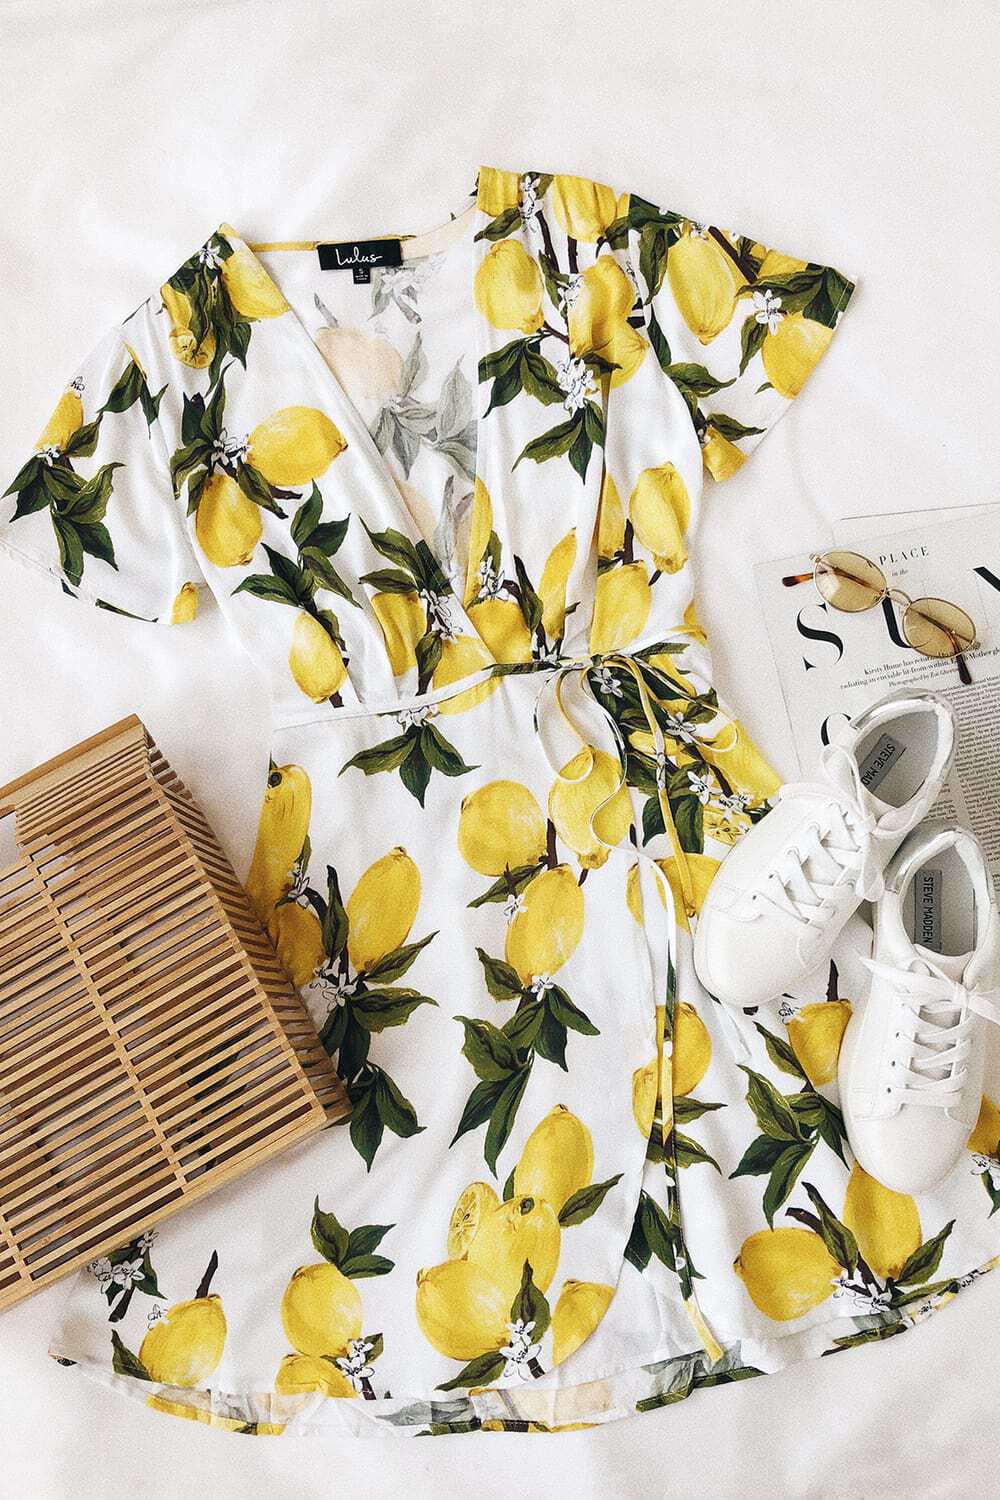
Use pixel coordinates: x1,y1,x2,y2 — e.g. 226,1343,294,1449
5,163,1000,1439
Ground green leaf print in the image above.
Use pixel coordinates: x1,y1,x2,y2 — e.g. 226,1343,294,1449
558,1174,624,1227
111,1331,152,1382
436,1349,508,1393
893,1221,956,1287
484,1069,531,1174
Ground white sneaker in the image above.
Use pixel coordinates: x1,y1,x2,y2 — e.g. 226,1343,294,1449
693,688,957,1009
838,822,1000,1193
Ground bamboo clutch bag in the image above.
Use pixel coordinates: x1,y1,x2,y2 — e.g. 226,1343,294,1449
0,714,349,1312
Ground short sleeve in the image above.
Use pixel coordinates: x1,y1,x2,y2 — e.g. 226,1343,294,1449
627,194,857,482
0,322,205,623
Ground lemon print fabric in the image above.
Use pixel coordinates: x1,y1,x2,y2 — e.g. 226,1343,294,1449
26,165,1000,1441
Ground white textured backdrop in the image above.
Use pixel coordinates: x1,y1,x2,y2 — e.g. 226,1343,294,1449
1,2,998,1494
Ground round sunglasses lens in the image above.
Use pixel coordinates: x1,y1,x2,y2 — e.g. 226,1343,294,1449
903,597,977,658
814,550,886,612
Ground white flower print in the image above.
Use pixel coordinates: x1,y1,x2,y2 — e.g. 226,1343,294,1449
593,666,623,698
396,704,434,732
529,973,555,997
335,1337,377,1392
136,1230,157,1253
833,1275,892,1315
520,174,543,235
419,589,456,640
558,273,586,315
655,752,670,791
111,1257,145,1291
503,892,527,923
688,221,710,239
777,999,797,1023
88,1257,113,1286
500,1318,542,1380
663,713,697,744
146,1303,166,1327
972,1153,1000,1190
211,427,249,469
475,556,508,602
35,443,63,463
554,355,597,415
199,244,223,272
751,288,785,334
687,770,713,804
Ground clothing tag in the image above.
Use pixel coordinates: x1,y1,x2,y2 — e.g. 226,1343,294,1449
316,238,403,284
857,732,905,793
913,865,943,952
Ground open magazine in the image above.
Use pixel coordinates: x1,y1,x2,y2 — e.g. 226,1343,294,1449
755,508,1000,895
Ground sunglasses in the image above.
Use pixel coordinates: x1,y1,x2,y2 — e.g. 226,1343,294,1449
782,549,980,686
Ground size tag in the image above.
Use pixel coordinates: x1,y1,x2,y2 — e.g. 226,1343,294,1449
914,865,943,952
316,238,403,284
858,732,905,793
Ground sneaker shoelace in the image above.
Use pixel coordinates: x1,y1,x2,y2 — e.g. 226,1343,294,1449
752,743,900,924
862,955,1000,1108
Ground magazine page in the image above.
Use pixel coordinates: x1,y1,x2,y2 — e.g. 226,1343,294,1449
754,510,1000,894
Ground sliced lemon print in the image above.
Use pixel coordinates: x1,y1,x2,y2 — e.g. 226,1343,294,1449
346,847,420,974
841,1164,920,1282
245,763,311,922
415,1259,511,1361
280,1262,363,1358
447,1181,500,1258
551,1280,615,1364
548,747,632,869
467,1194,561,1300
733,1227,839,1321
474,240,544,334
195,472,262,568
247,406,347,487
761,312,834,399
513,1104,594,1213
458,780,547,877
220,246,291,320
505,865,585,985
139,1295,227,1387
667,227,737,345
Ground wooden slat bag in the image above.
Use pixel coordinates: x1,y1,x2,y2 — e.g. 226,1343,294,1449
0,714,349,1311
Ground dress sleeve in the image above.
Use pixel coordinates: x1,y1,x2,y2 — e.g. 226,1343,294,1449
0,322,205,623
626,193,858,481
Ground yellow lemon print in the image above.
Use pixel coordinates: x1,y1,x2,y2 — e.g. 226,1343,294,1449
458,780,548,877
467,597,534,664
758,249,808,278
160,283,216,369
146,1394,285,1434
220,247,291,320
733,1227,839,1321
248,407,347,487
700,425,747,482
589,562,652,655
169,581,199,623
314,324,404,403
432,635,499,716
195,472,262,568
36,387,83,451
786,1001,852,1087
538,530,577,642
672,1001,711,1097
505,866,585,985
550,174,619,243
968,1095,1000,1158
548,747,632,869
658,854,722,932
245,763,311,922
139,1295,227,1387
841,1164,921,1282
346,847,420,974
274,1352,355,1400
371,589,426,675
474,241,544,334
761,313,834,399
567,256,646,387
477,167,521,219
267,900,325,989
447,1181,501,1258
595,468,626,559
288,611,347,702
463,476,494,607
415,1260,511,1361
513,1104,594,1213
467,1194,561,1299
667,229,737,345
632,1057,658,1137
551,1280,615,1364
699,721,782,804
628,463,691,574
280,1263,363,1358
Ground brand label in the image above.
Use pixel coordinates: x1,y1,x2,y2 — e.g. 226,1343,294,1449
914,865,943,952
858,732,905,793
316,238,403,283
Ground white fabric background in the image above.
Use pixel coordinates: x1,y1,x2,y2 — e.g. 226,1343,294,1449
0,1,997,1493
